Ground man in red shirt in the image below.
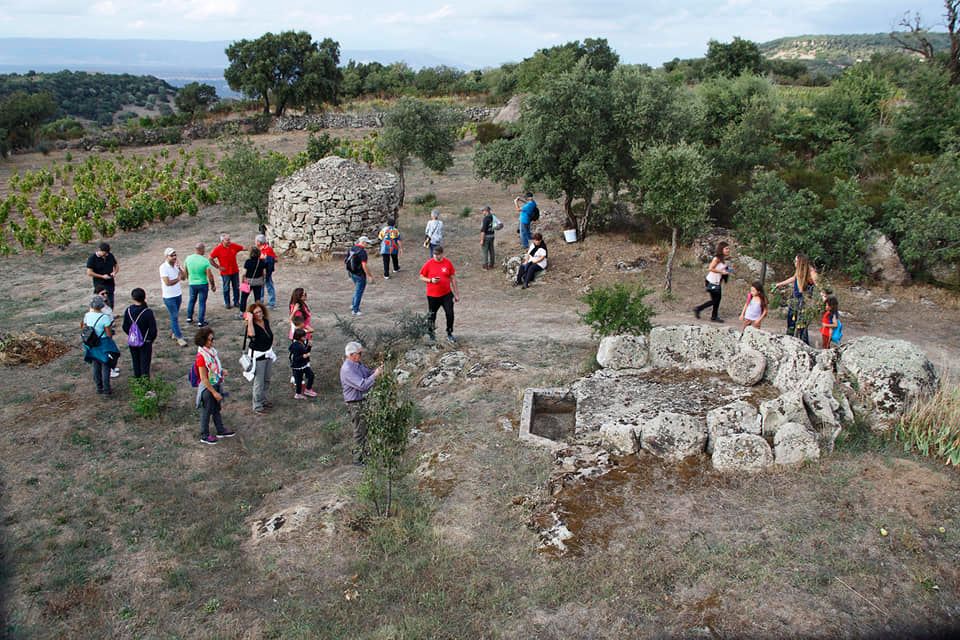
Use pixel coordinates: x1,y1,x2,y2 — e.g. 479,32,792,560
419,245,461,343
256,234,279,309
209,233,245,310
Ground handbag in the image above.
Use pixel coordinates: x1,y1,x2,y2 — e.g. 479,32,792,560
239,333,255,381
240,281,251,294
423,236,431,248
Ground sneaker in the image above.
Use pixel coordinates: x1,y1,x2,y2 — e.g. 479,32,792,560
289,376,296,384
176,337,188,347
710,317,725,323
352,311,363,317
253,407,267,415
394,267,401,272
225,304,232,310
110,368,120,378
217,430,236,438
185,318,193,324
693,307,701,320
200,435,218,445
303,389,318,397
446,333,458,344
294,393,307,400
196,321,209,328
235,313,244,320
384,275,390,280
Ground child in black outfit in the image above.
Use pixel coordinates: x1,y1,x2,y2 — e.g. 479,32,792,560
289,328,316,399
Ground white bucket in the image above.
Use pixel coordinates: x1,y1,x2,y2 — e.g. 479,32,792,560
563,229,578,243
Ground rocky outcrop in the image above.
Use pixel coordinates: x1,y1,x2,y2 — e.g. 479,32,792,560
864,233,910,286
493,95,523,125
692,228,735,263
727,349,766,386
737,255,776,281
640,412,707,461
596,335,649,370
712,434,774,472
267,157,401,256
838,337,938,427
773,422,820,465
739,327,817,387
706,401,760,453
759,391,811,438
600,423,641,455
648,325,739,372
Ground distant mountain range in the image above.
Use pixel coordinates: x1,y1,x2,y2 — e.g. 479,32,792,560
758,32,952,74
0,38,469,97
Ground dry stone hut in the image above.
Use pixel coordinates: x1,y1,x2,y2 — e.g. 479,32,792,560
267,157,402,256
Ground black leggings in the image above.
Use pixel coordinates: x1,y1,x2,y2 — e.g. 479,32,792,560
695,287,722,320
293,367,315,393
516,262,543,287
382,253,399,277
427,293,455,336
238,285,263,314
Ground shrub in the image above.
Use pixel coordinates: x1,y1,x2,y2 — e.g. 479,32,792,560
579,283,656,337
895,381,960,466
412,192,438,208
475,121,507,144
129,376,176,419
306,132,340,161
360,371,415,517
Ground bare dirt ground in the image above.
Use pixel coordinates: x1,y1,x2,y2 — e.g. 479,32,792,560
1,133,959,639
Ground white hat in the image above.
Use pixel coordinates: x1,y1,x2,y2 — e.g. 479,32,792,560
357,236,373,246
164,247,177,256
344,341,364,356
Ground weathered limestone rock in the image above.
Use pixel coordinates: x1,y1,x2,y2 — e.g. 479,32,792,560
640,412,707,461
712,434,774,472
759,390,811,438
706,400,760,453
865,233,910,286
838,337,938,427
503,255,523,281
418,351,468,387
774,422,821,465
597,335,649,370
493,94,522,125
600,423,641,454
727,349,766,386
648,325,739,372
267,157,401,257
737,255,775,280
739,327,816,388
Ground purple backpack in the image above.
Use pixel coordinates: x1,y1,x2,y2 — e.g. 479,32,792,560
127,307,146,347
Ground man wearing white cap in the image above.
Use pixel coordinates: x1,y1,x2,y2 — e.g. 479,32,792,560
346,236,375,316
339,341,383,465
159,248,188,347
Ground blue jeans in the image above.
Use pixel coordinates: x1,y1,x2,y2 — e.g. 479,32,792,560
221,273,240,307
188,284,209,324
162,295,182,338
350,273,366,313
265,271,276,307
520,222,531,248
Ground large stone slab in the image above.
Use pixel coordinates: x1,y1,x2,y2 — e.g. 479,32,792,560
774,422,821,465
706,400,760,453
640,412,707,461
648,325,739,372
739,327,817,388
596,334,649,370
759,390,811,438
712,434,773,473
727,349,766,386
865,233,910,286
838,337,938,427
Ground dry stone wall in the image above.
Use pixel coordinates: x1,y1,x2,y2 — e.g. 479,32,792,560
266,157,401,256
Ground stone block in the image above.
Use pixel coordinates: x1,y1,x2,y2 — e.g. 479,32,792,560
706,400,760,453
648,325,739,372
596,334,649,370
712,434,773,472
774,422,820,465
640,412,707,461
727,349,766,386
759,390,810,438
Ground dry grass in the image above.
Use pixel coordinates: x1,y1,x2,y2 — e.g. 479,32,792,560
897,380,960,466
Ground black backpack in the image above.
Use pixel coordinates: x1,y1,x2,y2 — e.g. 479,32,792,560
344,248,363,275
529,204,540,222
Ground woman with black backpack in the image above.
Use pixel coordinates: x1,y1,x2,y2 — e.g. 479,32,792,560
122,288,158,378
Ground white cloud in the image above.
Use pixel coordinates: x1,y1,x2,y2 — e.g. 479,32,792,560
128,19,146,29
91,1,117,16
378,3,455,25
183,0,239,20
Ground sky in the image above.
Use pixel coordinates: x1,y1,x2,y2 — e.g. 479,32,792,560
0,0,951,68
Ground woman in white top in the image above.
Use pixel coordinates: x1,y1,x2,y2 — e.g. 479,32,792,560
693,241,732,322
424,208,444,257
514,233,548,289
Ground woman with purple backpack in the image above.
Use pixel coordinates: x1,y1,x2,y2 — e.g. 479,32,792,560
122,288,158,378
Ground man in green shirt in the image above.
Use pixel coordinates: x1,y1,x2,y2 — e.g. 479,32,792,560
184,242,217,328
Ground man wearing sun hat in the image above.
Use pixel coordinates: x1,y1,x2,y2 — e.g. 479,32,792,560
339,341,383,465
159,247,188,347
346,236,375,317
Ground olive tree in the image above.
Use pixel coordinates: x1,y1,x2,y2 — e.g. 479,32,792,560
634,142,714,292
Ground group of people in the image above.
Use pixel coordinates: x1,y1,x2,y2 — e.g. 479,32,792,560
80,192,550,459
692,243,842,349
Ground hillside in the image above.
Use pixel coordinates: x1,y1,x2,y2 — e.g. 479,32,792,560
759,32,953,75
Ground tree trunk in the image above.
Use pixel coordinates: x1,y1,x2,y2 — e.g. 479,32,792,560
665,226,678,292
262,96,270,114
397,165,406,208
563,192,575,230
577,191,594,241
760,260,768,288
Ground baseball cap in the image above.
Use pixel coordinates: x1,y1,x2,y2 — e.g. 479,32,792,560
357,236,372,246
164,247,177,256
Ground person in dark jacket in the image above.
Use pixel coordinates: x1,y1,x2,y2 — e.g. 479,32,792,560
122,287,158,378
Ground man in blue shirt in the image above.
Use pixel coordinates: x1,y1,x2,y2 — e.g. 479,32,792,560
514,192,537,249
339,341,383,464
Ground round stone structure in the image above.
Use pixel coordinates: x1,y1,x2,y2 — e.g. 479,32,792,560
266,156,402,256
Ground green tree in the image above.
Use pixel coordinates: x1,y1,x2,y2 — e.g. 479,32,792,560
703,37,763,78
884,146,960,276
512,38,619,93
174,82,218,116
361,371,415,517
216,137,288,225
0,91,57,154
475,62,619,239
224,31,341,115
893,62,960,153
634,142,714,292
376,97,461,208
